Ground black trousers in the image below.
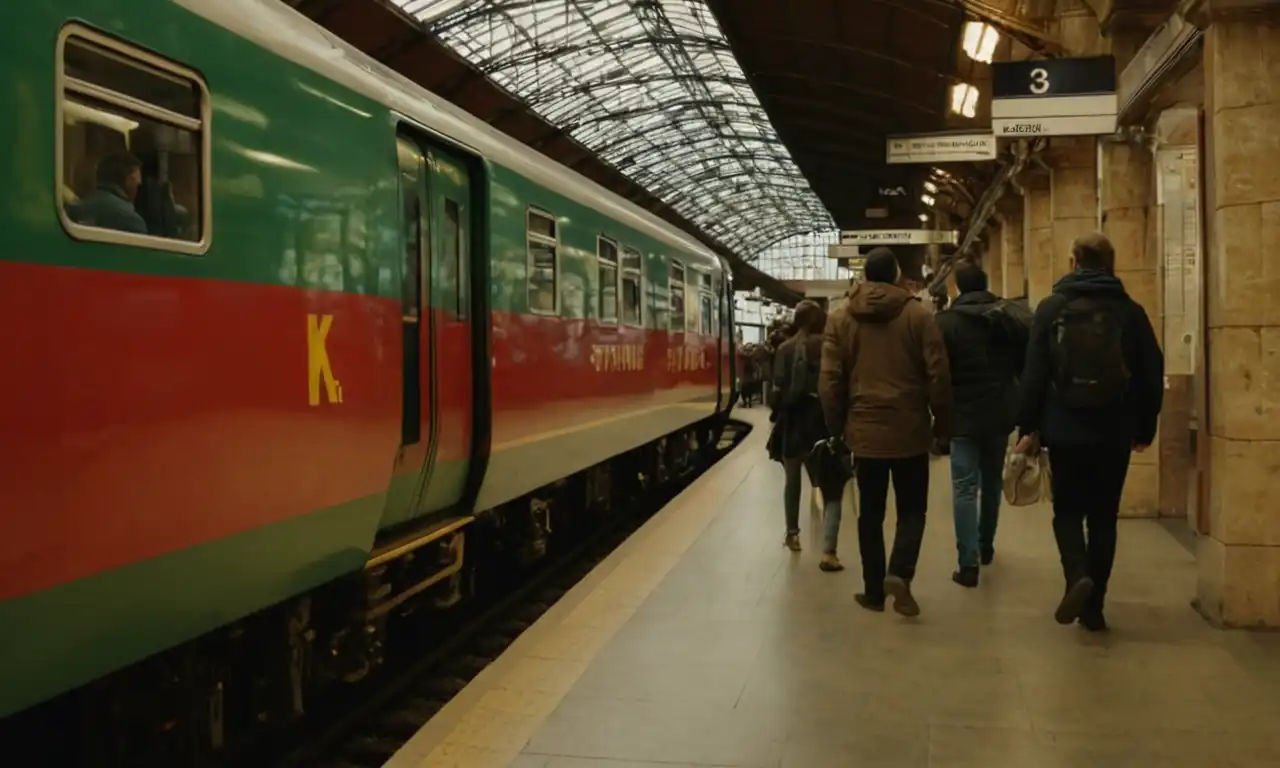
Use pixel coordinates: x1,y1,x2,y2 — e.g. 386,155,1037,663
1047,443,1132,616
856,454,930,600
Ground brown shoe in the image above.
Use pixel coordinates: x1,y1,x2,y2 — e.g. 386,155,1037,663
819,554,845,572
784,534,801,552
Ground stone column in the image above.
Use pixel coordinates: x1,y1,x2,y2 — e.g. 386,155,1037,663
999,198,1026,298
1101,139,1160,516
1196,6,1280,627
1024,179,1054,304
1049,137,1099,283
986,222,1005,292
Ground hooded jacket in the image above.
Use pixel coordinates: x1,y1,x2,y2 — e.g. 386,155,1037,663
819,281,953,459
1017,269,1164,447
935,290,1027,438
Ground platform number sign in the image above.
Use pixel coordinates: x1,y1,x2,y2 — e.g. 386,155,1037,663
990,56,1118,138
1029,67,1049,95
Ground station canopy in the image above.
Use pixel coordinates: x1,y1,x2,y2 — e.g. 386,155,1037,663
390,0,834,256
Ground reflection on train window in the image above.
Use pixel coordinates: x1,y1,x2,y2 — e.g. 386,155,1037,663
527,209,558,315
669,260,686,334
445,198,466,319
59,32,206,249
700,294,714,335
621,247,643,327
597,237,619,325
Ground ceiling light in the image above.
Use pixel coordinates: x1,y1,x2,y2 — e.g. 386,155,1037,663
962,22,1000,64
921,194,936,206
924,181,938,194
918,213,929,223
949,82,979,118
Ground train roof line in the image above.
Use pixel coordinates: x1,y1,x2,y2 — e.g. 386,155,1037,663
174,0,723,266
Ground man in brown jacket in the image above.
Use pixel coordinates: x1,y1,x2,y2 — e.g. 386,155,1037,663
819,248,953,616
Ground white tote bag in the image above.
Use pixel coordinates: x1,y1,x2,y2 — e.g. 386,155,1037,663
1003,445,1054,507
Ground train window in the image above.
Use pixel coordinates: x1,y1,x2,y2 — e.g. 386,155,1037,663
58,28,209,253
621,247,643,327
444,198,467,319
596,237,619,325
669,260,686,334
700,294,714,335
527,209,558,315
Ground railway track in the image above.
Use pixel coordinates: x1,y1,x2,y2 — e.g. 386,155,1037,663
246,419,750,768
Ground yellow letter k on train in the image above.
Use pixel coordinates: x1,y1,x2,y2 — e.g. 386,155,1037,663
307,313,343,406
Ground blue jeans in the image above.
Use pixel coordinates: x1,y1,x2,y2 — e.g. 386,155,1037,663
783,457,845,553
950,435,1008,569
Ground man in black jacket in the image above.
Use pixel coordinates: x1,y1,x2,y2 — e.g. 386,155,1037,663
936,264,1028,588
1014,233,1164,632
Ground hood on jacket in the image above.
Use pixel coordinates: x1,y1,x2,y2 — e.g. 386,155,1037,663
949,290,1000,317
1053,269,1129,298
846,281,914,323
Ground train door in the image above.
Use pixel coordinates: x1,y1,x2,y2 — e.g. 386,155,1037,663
380,135,439,530
417,144,474,514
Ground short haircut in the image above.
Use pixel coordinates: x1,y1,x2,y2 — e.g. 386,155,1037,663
793,300,826,333
954,263,988,294
96,152,142,188
1072,232,1115,271
863,247,899,284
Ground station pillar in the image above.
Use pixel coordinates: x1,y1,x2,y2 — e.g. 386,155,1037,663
986,221,1005,294
1101,138,1160,516
998,197,1026,299
1194,4,1280,627
1024,179,1054,304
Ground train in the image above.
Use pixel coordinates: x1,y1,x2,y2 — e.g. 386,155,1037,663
0,0,739,756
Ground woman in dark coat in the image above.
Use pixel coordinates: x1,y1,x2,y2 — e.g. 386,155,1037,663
768,301,848,570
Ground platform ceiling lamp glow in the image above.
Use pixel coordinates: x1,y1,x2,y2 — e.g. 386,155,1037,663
962,21,1000,64
918,213,929,223
923,180,938,194
949,82,979,119
921,193,936,207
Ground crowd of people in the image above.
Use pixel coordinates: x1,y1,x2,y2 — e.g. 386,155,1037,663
761,234,1164,632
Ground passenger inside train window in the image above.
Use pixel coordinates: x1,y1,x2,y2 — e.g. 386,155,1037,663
60,33,205,245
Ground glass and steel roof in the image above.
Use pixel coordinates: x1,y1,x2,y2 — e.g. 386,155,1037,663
391,0,834,256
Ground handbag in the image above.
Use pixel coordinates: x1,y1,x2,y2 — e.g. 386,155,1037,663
1002,441,1053,507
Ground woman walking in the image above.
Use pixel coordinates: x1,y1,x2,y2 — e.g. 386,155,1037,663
768,301,848,571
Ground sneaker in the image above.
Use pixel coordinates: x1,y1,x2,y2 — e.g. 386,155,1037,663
1078,612,1109,632
854,593,885,612
1054,577,1095,624
980,546,995,566
819,554,845,572
784,534,801,552
884,575,920,617
951,566,979,588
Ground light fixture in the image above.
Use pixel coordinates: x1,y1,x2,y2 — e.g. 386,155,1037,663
918,213,929,223
962,21,1000,64
921,194,936,206
949,83,979,119
924,180,938,194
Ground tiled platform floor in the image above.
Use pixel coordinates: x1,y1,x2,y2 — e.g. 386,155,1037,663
387,408,1280,768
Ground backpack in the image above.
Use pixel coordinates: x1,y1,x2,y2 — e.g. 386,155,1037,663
1052,296,1130,409
981,299,1034,345
785,338,818,407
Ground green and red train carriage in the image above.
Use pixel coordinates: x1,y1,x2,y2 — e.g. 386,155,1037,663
0,0,738,754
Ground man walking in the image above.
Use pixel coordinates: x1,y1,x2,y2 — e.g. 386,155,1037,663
819,248,952,616
1015,233,1164,631
936,264,1029,588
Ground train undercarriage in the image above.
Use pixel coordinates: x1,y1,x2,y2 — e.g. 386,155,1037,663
1,416,727,767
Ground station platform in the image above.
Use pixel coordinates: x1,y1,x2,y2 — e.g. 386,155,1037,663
386,408,1280,768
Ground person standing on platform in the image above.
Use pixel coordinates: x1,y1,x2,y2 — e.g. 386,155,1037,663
1014,233,1164,631
767,301,846,569
935,264,1029,588
819,248,953,616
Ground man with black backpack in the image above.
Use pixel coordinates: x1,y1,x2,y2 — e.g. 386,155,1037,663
1014,233,1164,632
936,264,1031,588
